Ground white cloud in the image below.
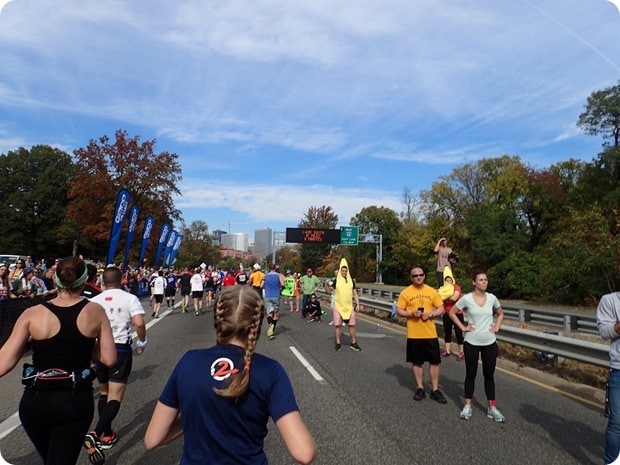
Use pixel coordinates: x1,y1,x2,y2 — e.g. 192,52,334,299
177,179,402,225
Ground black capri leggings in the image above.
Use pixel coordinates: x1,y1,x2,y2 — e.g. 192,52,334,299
442,312,464,345
463,341,499,401
19,387,94,465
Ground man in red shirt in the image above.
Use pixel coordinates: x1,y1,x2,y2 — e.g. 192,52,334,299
222,270,236,287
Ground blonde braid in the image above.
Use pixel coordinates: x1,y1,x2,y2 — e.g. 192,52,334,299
213,286,264,398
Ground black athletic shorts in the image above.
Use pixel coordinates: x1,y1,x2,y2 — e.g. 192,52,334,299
406,338,441,366
97,346,133,384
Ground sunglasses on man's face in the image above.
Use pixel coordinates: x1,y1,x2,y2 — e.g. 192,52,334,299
411,273,425,278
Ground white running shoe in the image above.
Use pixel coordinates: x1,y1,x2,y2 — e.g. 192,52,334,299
487,406,505,422
459,404,473,420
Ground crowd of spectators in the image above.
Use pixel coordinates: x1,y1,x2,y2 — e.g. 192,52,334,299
0,257,295,304
1,256,60,300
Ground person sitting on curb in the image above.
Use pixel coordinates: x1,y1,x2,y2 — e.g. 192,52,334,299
305,293,322,322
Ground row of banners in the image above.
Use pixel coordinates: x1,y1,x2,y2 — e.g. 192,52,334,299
107,189,183,270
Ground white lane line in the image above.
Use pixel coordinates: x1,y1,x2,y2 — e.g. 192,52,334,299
0,413,19,440
289,346,327,385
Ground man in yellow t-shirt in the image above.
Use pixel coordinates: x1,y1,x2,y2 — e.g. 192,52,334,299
249,264,265,295
396,266,447,404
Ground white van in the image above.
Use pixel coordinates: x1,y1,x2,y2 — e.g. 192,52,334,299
0,254,27,265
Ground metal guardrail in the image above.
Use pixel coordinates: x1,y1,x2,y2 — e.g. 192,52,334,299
353,285,598,336
316,289,610,368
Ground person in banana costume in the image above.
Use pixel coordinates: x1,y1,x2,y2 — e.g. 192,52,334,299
327,258,361,352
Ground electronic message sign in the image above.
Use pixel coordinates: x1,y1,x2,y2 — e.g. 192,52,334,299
285,228,341,244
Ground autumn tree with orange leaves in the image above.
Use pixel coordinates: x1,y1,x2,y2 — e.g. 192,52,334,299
61,129,182,262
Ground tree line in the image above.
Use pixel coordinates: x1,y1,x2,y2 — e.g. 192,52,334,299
0,130,182,264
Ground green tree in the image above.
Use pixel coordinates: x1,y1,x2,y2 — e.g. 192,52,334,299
574,81,620,298
420,156,530,272
272,245,301,274
218,256,246,272
175,221,221,269
64,129,182,260
465,204,527,270
350,206,402,283
577,80,620,147
421,155,528,233
391,220,436,285
516,167,566,250
543,206,619,302
578,146,620,233
298,205,338,273
547,159,588,210
0,145,76,259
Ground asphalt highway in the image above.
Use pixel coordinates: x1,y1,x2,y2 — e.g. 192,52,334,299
0,297,607,465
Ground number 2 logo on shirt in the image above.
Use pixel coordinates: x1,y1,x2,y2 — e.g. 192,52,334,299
210,357,239,381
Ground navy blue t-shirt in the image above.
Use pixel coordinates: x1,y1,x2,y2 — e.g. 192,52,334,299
166,274,178,289
159,344,299,465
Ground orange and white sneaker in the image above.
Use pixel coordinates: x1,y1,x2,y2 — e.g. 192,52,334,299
100,430,118,450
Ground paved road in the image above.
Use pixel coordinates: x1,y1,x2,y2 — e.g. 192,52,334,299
0,298,608,465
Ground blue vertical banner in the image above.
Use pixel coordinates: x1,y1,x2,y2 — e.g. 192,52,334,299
122,204,140,272
107,189,131,265
163,230,178,268
138,215,155,269
170,234,183,266
154,223,171,268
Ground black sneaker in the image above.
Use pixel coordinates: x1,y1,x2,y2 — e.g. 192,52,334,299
335,343,342,351
84,432,105,465
430,390,447,404
349,342,361,352
413,388,426,401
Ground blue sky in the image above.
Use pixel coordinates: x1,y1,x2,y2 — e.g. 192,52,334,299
1,1,619,242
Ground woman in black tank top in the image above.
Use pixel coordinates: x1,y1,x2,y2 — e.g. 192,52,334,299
0,257,116,465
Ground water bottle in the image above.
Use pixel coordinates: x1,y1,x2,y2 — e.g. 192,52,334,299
376,323,380,332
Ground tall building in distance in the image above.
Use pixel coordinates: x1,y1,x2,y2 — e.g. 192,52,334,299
211,229,228,246
253,228,273,259
220,233,249,252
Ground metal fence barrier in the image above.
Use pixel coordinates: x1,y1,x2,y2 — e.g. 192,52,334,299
352,284,599,336
316,289,610,369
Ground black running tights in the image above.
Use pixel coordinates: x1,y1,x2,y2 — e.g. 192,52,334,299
463,341,498,401
19,388,94,465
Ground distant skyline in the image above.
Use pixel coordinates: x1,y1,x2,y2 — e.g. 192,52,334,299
1,1,619,242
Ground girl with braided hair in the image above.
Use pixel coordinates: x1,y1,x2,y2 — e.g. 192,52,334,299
145,285,316,465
